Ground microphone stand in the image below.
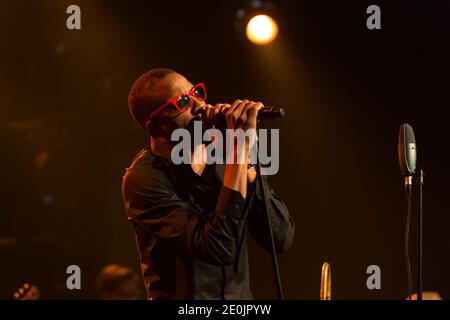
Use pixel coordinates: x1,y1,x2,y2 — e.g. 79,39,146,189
417,170,424,300
406,170,424,301
255,136,284,300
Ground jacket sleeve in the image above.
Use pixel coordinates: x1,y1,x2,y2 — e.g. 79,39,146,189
246,176,295,253
122,163,246,266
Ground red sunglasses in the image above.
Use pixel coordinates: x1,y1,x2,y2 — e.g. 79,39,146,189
145,82,207,129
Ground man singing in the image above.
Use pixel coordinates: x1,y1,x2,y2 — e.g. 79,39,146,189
122,68,294,300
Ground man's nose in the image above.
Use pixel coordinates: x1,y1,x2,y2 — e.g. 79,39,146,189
191,99,206,115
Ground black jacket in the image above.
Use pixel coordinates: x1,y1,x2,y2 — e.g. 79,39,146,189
121,147,294,299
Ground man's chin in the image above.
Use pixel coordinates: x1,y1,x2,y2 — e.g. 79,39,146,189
192,113,203,122
185,116,205,132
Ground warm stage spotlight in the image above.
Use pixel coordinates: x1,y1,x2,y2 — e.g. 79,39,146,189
246,14,278,45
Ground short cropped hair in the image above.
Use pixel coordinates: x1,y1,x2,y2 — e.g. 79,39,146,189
95,264,141,298
128,68,176,133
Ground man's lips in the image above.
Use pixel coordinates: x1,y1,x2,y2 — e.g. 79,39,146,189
192,106,206,120
193,113,202,120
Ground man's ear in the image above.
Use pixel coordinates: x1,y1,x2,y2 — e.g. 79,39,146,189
147,118,169,139
147,124,162,138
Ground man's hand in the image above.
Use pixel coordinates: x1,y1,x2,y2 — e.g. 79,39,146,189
221,99,263,199
224,99,263,131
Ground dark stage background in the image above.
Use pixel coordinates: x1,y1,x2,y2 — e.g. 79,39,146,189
1,0,448,299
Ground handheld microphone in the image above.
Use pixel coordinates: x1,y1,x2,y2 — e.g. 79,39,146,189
199,105,285,128
255,106,286,120
398,123,417,195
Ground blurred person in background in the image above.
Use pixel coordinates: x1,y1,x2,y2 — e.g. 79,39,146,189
95,264,145,300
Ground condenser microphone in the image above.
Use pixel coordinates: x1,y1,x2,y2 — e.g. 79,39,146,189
398,123,417,194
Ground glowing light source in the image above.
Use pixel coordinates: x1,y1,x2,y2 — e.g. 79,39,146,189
246,14,278,45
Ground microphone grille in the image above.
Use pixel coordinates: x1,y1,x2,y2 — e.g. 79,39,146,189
404,123,416,145
398,123,417,175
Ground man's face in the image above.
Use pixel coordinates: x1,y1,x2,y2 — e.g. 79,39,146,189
152,73,206,137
